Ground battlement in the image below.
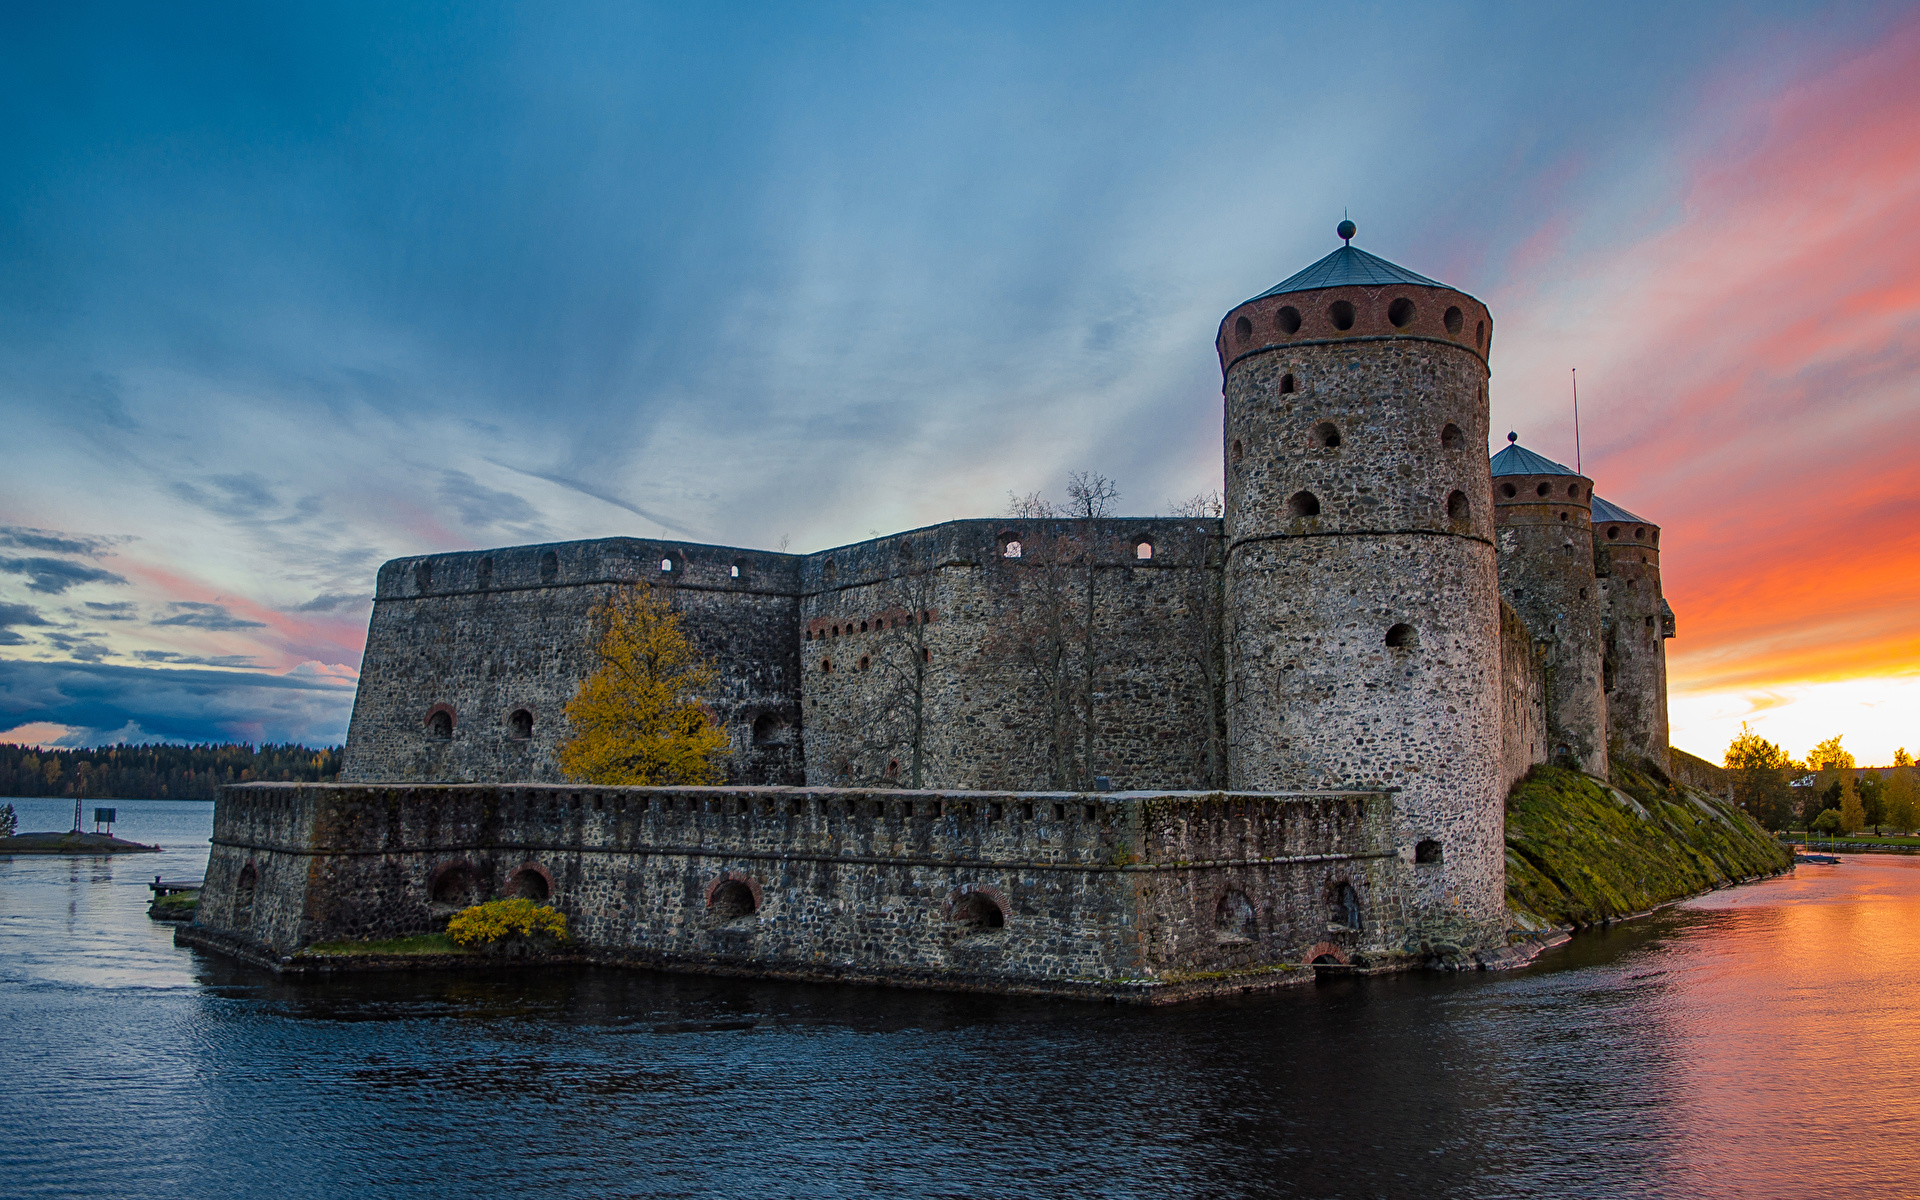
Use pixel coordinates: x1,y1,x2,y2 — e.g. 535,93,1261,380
192,782,1409,1002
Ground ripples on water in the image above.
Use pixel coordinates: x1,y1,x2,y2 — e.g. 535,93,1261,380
3,796,1915,1199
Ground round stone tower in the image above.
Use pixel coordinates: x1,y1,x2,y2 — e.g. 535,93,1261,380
1217,222,1505,951
1489,436,1608,777
1592,495,1670,773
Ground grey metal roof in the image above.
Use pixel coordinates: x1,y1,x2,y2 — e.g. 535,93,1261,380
1489,442,1579,478
1590,495,1656,527
1250,245,1446,302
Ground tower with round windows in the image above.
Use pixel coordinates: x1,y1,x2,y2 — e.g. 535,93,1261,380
1217,223,1505,948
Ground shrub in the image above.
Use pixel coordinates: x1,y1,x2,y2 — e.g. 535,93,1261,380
445,898,569,948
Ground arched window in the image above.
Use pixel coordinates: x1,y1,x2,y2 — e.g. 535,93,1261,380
1475,320,1485,348
1002,538,1022,558
1287,491,1321,517
1234,315,1252,342
508,709,533,740
1215,891,1256,943
414,559,433,593
730,562,743,579
752,712,788,744
952,892,1005,932
1231,439,1244,463
1535,482,1551,497
858,655,870,671
477,557,493,590
1277,306,1301,334
1441,423,1463,449
822,558,836,583
1280,373,1296,394
233,864,257,927
508,866,550,901
1444,306,1464,335
427,709,453,739
1135,541,1153,560
431,863,474,905
659,557,674,573
1385,623,1417,648
1332,881,1362,930
1500,483,1517,499
1314,422,1341,448
820,658,832,673
1447,491,1470,521
1328,300,1356,331
708,879,757,922
1608,526,1621,541
1388,297,1416,328
540,550,559,584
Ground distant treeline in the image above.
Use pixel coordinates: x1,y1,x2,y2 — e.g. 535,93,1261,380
0,743,341,801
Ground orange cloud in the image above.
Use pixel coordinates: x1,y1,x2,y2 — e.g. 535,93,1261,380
1490,16,1920,705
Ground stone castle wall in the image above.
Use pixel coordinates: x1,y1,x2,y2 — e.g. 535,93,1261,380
189,781,1407,1001
1217,286,1507,948
1500,599,1549,793
1494,471,1609,777
1596,522,1670,771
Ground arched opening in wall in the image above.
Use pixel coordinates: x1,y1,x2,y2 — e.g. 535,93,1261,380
823,558,837,583
1651,530,1660,546
820,658,832,673
659,556,675,574
886,759,900,778
1313,422,1341,448
708,879,757,922
414,560,433,593
752,713,789,745
431,864,475,906
1280,373,1296,394
1231,439,1244,463
1331,881,1363,930
1633,527,1645,541
1328,300,1356,331
1385,623,1417,648
1234,315,1252,343
1567,484,1581,498
509,709,533,740
1562,543,1575,558
1135,541,1153,560
922,647,931,664
1388,297,1416,328
1535,482,1551,497
477,557,493,590
1500,483,1517,499
858,655,871,671
952,892,1005,933
1215,891,1256,943
1414,839,1443,864
731,562,743,579
859,620,869,632
1559,512,1569,522
1287,491,1321,518
1475,320,1486,348
1607,526,1621,540
540,551,559,584
427,708,454,739
1444,306,1464,335
233,864,257,927
508,867,550,901
1277,306,1302,334
1000,532,1023,558
1441,423,1463,449
1447,490,1470,522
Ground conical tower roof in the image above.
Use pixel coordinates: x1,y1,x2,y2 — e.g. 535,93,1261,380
1489,439,1579,477
1590,495,1655,526
1250,243,1446,302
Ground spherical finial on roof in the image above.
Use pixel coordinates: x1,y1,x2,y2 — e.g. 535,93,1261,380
1337,219,1356,244
1507,431,1518,443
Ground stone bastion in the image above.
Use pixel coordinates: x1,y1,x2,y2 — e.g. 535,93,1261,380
180,781,1449,1003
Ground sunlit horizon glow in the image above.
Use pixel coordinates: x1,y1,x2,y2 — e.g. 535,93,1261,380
1,5,1914,755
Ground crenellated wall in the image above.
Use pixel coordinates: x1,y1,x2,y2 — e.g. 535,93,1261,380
186,781,1410,1002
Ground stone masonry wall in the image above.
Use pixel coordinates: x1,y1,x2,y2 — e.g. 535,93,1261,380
1500,599,1548,793
1596,520,1670,772
1494,474,1609,778
192,782,1403,1000
1219,294,1507,951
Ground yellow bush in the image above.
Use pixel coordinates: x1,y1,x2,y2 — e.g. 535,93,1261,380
445,898,569,948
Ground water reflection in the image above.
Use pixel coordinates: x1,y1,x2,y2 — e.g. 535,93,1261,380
3,797,1916,1198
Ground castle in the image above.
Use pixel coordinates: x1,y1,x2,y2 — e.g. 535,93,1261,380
185,226,1676,999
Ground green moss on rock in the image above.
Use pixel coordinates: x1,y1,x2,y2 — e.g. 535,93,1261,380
1506,761,1791,930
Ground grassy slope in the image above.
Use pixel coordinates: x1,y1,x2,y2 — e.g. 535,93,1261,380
1506,761,1792,930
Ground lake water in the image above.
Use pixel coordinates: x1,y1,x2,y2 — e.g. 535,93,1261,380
2,796,1916,1199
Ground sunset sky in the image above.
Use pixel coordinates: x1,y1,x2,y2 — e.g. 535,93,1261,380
2,2,1916,766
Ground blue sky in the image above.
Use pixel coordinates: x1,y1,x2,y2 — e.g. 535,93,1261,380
4,1,1917,761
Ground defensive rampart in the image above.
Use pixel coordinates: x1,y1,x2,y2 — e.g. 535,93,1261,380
183,781,1420,1002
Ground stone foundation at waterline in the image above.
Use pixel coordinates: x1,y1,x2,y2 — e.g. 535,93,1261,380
182,781,1458,1002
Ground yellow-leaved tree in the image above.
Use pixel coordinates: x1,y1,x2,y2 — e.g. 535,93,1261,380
1808,735,1855,771
557,584,732,785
